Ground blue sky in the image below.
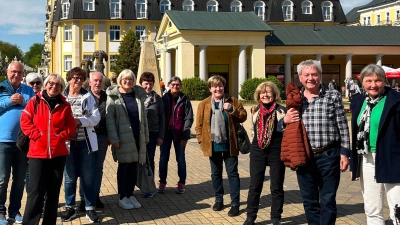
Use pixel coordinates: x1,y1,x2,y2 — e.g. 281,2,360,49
0,0,370,54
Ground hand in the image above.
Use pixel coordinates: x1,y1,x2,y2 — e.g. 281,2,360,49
181,140,187,147
103,136,110,146
340,154,349,172
112,142,120,148
284,108,300,124
156,138,163,146
223,102,232,111
10,93,24,105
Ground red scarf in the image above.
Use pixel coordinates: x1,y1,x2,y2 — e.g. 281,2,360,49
257,102,276,149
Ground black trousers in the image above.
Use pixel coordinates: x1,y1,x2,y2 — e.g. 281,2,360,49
246,144,286,220
22,156,66,225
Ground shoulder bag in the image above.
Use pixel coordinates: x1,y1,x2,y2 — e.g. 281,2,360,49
136,153,157,193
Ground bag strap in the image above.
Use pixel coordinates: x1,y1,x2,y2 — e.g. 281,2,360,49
33,95,40,114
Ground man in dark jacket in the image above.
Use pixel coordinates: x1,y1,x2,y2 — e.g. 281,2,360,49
158,76,193,194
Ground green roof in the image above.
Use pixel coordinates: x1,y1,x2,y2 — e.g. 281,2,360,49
266,25,400,46
165,11,272,32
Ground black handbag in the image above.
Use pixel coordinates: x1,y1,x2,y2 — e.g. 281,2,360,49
16,96,40,155
136,154,157,194
234,120,251,154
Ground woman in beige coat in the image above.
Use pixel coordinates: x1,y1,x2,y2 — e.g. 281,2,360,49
106,69,149,210
195,75,247,217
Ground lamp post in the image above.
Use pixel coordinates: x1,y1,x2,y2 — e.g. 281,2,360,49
161,31,169,51
0,51,10,77
140,30,148,47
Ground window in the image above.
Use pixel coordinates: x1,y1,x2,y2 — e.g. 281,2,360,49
135,25,146,39
110,0,121,18
182,0,194,11
83,55,94,71
282,0,293,21
230,0,242,12
110,55,117,72
254,1,265,21
367,16,371,25
136,0,147,19
207,0,218,12
64,25,72,41
83,24,95,41
386,12,390,22
61,0,70,19
64,55,72,71
83,0,94,11
302,0,312,14
377,14,381,23
397,10,400,20
160,0,170,13
321,1,333,21
110,25,121,41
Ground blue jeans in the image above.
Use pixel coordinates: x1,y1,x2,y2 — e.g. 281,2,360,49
296,147,340,225
0,142,27,217
64,140,96,210
146,131,159,176
159,131,186,185
209,151,240,206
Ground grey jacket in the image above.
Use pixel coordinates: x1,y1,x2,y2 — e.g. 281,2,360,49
145,91,165,140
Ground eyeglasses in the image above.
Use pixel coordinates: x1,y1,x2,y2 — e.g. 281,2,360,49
122,78,134,82
170,83,181,87
72,76,83,81
29,81,42,86
48,81,61,88
261,90,273,95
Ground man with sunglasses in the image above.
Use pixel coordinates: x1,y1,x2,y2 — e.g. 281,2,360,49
0,61,35,224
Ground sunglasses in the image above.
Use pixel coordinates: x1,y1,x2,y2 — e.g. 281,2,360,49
29,81,42,86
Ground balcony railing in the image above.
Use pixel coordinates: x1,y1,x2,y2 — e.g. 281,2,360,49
377,20,392,26
362,22,371,26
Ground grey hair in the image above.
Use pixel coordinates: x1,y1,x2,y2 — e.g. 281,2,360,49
44,74,67,92
90,72,104,81
168,76,182,85
360,64,388,84
26,73,43,84
117,69,136,86
7,61,24,70
297,59,322,76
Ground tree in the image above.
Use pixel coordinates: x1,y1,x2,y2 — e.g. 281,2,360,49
24,43,44,68
114,30,141,75
0,41,23,63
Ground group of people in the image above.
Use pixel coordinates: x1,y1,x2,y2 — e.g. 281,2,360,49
0,59,398,225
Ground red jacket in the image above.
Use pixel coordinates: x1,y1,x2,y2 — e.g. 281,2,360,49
20,91,76,159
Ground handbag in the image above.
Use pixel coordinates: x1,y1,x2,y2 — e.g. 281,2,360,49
234,119,251,154
17,95,40,155
136,154,156,194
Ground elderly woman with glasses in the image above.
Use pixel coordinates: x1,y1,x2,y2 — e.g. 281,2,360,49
26,73,43,94
350,64,400,224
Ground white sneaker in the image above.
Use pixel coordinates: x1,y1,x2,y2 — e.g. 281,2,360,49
119,197,134,209
128,196,142,208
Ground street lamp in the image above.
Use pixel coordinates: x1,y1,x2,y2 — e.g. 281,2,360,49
0,51,10,76
140,30,148,47
161,31,169,51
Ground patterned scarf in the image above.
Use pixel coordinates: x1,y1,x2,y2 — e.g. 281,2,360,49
257,102,276,149
144,91,157,108
211,97,227,144
356,90,385,154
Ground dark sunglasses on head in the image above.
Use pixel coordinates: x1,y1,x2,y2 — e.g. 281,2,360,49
29,81,42,86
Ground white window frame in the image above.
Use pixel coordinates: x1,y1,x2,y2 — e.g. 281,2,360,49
64,55,72,71
321,1,333,21
282,0,293,21
110,25,121,41
83,0,95,11
110,55,117,72
160,0,170,13
254,1,265,21
207,0,218,12
110,0,122,19
230,0,242,12
64,25,72,41
83,55,95,71
367,16,371,25
301,0,312,14
386,12,390,22
397,10,400,20
135,25,146,39
182,0,194,11
83,24,95,41
61,0,70,19
136,0,147,19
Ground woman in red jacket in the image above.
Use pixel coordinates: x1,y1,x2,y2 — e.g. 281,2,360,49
20,74,76,225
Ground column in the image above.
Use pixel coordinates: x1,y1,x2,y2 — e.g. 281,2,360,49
238,46,247,94
72,22,80,68
376,54,383,66
284,54,291,88
345,54,353,79
199,45,207,81
316,54,323,64
175,47,179,76
165,50,172,82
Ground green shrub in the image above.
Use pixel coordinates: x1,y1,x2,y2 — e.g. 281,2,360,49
181,77,211,100
239,76,285,100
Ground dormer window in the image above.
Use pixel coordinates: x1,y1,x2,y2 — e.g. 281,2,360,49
321,1,333,21
207,0,218,12
282,0,293,21
110,0,122,18
61,0,70,19
231,0,242,12
160,0,170,14
136,0,147,19
302,0,312,14
83,0,94,11
183,0,194,11
254,1,265,21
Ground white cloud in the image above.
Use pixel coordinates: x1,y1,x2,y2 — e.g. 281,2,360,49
341,0,372,14
0,0,46,35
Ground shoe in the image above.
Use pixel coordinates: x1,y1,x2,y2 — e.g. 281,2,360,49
128,196,142,208
158,183,166,194
61,208,76,222
143,192,155,198
228,206,240,217
176,183,185,194
119,197,134,209
243,217,255,225
86,210,99,223
79,200,86,211
0,215,7,225
212,202,224,211
96,194,104,209
7,213,23,223
271,218,281,225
